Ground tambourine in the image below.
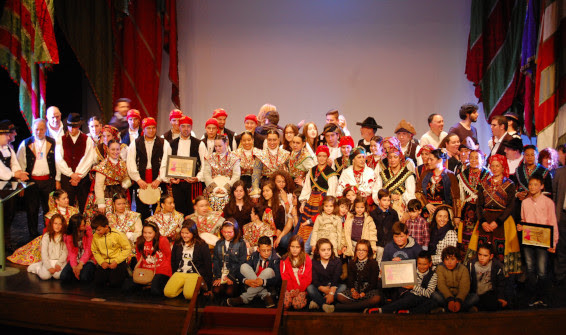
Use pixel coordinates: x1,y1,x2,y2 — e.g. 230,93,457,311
137,187,162,205
200,232,220,247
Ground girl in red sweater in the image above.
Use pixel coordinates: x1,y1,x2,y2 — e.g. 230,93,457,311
280,235,312,310
124,221,172,296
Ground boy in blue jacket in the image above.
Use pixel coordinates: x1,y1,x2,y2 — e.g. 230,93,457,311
382,222,422,262
228,236,281,308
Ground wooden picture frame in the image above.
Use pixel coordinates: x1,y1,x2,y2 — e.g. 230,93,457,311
165,155,197,179
520,222,554,249
380,259,417,288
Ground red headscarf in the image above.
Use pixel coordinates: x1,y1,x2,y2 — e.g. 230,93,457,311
169,109,183,121
488,154,509,178
316,145,330,157
417,144,436,157
142,117,157,129
338,136,354,148
102,125,119,139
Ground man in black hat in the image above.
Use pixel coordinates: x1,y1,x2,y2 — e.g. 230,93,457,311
17,119,57,240
503,111,522,139
55,113,94,212
356,117,382,152
0,120,29,249
502,137,524,178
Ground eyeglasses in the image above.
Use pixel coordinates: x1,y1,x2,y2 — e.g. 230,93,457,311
356,249,368,253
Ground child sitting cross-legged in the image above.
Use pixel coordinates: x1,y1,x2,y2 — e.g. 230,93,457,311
227,236,281,308
466,243,508,311
379,251,438,314
433,246,475,312
336,239,381,312
307,238,347,313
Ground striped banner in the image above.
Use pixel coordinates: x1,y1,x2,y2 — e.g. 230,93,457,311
0,0,59,129
465,0,527,121
535,0,566,149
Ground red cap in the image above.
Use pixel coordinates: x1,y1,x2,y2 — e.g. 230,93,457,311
338,136,354,148
316,145,330,157
142,117,157,129
212,108,228,119
244,114,258,124
205,118,219,129
169,109,183,121
127,109,141,120
179,115,193,126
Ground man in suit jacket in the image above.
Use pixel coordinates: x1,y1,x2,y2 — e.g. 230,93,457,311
553,166,566,284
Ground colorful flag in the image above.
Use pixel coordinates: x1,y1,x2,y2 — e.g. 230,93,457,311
521,0,540,137
465,0,527,121
0,0,59,129
535,0,566,149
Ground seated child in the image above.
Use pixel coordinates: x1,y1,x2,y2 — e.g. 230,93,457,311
28,214,68,280
467,244,507,311
405,199,429,250
242,204,274,253
61,214,96,283
379,251,438,314
124,221,172,296
280,235,312,310
336,240,381,312
307,238,347,313
433,246,474,312
91,214,131,287
228,236,281,308
165,219,213,299
382,222,422,262
212,220,247,300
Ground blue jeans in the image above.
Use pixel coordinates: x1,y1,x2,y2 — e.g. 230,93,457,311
279,232,293,251
381,292,438,314
524,246,551,299
60,262,96,283
307,284,347,306
305,233,313,255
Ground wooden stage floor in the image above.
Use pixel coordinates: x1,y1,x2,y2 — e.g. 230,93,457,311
2,262,566,335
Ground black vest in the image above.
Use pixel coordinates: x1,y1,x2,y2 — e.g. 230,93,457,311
420,270,434,289
0,150,10,168
135,136,165,181
169,136,201,172
23,136,57,178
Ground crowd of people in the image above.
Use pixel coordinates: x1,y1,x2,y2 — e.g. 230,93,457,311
1,99,565,314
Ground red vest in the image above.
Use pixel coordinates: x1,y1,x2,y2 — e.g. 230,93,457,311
62,132,88,171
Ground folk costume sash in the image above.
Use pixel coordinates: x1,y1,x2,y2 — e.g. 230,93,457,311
309,165,337,193
458,167,491,202
515,163,549,193
380,166,413,195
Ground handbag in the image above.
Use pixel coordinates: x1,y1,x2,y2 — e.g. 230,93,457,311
133,259,156,285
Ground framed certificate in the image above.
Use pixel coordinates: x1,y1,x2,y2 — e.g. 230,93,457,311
521,222,554,249
381,260,417,288
165,155,197,179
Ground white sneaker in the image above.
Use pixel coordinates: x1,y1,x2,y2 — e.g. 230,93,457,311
309,301,320,310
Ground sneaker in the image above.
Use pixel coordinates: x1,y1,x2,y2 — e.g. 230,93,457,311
322,304,335,313
539,300,548,307
226,296,244,307
397,310,410,314
309,301,320,310
264,295,276,308
430,307,445,314
468,306,478,313
365,307,381,314
528,299,541,307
